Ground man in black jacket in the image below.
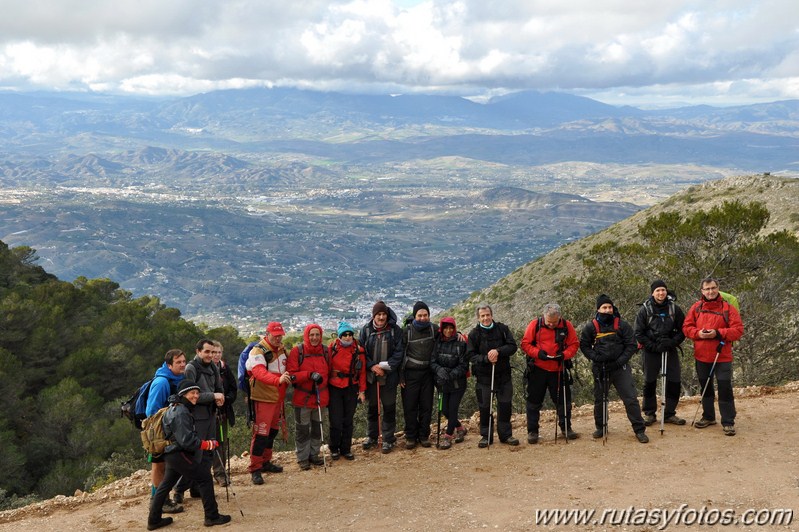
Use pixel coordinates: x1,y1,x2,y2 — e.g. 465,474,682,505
466,303,520,447
211,340,237,486
173,338,225,503
580,294,648,443
359,301,405,454
634,280,687,426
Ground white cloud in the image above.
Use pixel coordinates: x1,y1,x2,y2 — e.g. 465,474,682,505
0,0,796,104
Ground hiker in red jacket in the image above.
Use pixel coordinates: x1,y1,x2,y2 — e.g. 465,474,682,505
288,324,330,469
520,303,580,443
327,321,367,460
245,322,291,485
683,277,744,435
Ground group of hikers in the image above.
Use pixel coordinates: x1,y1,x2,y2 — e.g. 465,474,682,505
144,276,744,530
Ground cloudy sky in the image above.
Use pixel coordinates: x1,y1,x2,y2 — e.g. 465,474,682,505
1,0,797,106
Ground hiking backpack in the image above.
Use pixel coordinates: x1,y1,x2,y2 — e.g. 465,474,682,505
121,375,177,430
140,405,171,455
237,341,260,395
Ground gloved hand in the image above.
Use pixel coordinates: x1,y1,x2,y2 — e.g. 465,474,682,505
537,349,550,360
552,351,564,361
656,339,673,352
201,440,219,451
436,368,449,388
310,372,323,384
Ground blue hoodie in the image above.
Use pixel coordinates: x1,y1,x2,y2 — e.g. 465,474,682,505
145,362,185,417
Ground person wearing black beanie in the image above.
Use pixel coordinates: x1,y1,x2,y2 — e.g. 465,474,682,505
401,300,438,449
580,296,649,443
147,378,231,529
634,280,688,428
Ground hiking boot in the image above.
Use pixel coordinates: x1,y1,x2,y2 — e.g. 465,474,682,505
418,438,432,448
454,426,467,443
262,461,283,473
643,414,656,426
171,492,184,504
331,451,341,460
310,455,325,466
438,435,452,450
635,431,649,444
381,441,394,454
563,429,580,440
501,436,520,446
723,425,736,436
251,471,264,485
665,415,686,425
161,499,183,514
527,432,539,444
405,440,417,450
204,514,232,527
147,517,173,530
478,437,489,448
298,460,311,471
343,452,355,460
592,428,604,439
694,418,717,429
362,438,377,450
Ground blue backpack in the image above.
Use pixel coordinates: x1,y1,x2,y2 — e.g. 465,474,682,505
237,341,260,395
121,375,171,429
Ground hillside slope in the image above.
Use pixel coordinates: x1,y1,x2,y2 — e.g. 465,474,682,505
1,383,797,531
446,174,799,332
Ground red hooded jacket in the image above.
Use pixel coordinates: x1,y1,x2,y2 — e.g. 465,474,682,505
287,324,330,408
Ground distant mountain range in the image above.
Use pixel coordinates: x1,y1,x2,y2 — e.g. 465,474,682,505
1,88,797,178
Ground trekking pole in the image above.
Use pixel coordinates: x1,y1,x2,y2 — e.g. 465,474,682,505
690,346,723,427
436,388,442,448
217,414,229,502
554,362,561,443
659,351,667,436
602,364,609,446
214,449,244,517
562,361,569,444
376,381,382,447
314,383,327,473
487,363,495,450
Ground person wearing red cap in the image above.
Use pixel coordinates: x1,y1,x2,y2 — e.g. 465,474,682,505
430,317,469,449
245,322,291,484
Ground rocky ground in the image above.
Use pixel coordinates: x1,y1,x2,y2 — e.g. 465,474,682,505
2,383,798,531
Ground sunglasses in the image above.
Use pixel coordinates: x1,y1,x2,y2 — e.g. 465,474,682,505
340,332,354,337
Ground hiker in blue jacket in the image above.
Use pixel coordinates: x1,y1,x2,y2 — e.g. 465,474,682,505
144,349,186,514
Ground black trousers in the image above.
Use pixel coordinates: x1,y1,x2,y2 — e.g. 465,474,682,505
696,360,736,425
642,349,682,418
593,364,645,433
149,451,218,524
440,386,466,436
366,380,397,443
476,379,513,441
525,366,573,433
401,368,434,441
328,384,359,454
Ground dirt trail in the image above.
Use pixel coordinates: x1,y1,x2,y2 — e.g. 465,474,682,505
2,384,798,531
